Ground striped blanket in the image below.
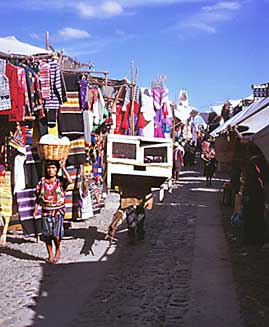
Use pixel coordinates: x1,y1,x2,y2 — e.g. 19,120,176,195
64,166,82,220
16,188,42,237
67,138,86,167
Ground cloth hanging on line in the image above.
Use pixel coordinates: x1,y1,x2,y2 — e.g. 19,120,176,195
0,59,11,111
16,188,42,237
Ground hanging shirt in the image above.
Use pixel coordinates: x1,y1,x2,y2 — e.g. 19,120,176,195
14,153,26,194
39,61,51,100
45,61,62,126
0,59,11,111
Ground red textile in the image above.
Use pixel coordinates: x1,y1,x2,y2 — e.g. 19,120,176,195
121,101,140,130
137,112,148,129
0,63,28,121
114,104,123,134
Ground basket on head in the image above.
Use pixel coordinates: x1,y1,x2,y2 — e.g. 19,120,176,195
37,143,70,161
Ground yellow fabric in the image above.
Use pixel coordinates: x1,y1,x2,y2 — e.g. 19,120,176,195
0,172,12,219
48,120,59,137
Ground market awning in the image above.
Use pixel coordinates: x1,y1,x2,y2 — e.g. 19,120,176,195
240,105,269,135
0,36,49,56
174,104,193,123
251,125,269,162
210,97,269,137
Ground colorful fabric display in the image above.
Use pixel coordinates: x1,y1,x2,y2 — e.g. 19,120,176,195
67,138,86,167
89,178,101,215
25,125,33,145
0,171,12,222
140,88,155,138
88,87,100,125
66,165,80,191
0,59,11,111
9,127,25,149
39,61,51,100
97,182,105,209
64,165,81,220
16,188,42,237
0,63,28,120
45,61,62,127
79,79,89,110
64,189,80,220
0,59,6,74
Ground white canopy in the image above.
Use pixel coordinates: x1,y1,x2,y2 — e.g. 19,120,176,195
174,104,193,123
210,97,269,137
240,106,269,135
0,36,49,56
252,125,269,162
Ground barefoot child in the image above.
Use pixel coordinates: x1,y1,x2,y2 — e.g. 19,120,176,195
33,159,72,263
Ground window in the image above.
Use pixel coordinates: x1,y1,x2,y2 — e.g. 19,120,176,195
112,142,137,159
144,146,167,163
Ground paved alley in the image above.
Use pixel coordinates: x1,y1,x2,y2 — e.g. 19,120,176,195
0,167,243,327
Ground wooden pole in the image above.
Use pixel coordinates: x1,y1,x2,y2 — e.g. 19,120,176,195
104,72,108,96
130,62,135,135
45,32,49,50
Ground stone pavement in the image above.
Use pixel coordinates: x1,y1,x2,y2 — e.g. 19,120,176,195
0,166,243,327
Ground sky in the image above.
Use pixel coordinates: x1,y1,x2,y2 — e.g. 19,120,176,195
1,0,269,111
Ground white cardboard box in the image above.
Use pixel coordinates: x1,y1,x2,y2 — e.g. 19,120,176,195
106,134,173,189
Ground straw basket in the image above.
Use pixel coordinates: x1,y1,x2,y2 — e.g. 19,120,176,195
37,143,70,161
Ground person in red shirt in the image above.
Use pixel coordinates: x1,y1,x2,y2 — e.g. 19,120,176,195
33,158,72,263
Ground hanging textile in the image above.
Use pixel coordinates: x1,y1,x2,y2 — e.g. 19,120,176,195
14,151,26,194
140,88,155,138
0,63,31,121
64,165,81,220
79,178,94,220
0,171,12,223
16,188,42,237
66,138,86,167
45,60,62,127
0,59,11,111
39,61,51,100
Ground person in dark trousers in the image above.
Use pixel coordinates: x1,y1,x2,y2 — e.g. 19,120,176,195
241,155,268,245
118,179,153,244
173,142,184,181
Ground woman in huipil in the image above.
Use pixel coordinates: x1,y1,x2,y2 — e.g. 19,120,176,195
33,159,72,263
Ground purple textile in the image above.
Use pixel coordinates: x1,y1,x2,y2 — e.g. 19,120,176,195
16,188,42,237
79,79,89,110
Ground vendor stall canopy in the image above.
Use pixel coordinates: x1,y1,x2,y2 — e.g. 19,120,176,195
210,97,269,137
0,36,50,56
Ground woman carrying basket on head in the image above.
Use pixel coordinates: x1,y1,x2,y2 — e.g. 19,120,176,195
33,158,72,263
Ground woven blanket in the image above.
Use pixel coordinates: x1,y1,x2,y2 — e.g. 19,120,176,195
16,188,42,237
67,138,86,167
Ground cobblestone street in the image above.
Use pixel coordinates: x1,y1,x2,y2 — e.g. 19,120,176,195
0,166,242,327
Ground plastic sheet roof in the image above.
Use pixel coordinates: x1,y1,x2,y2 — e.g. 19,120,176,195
252,125,269,162
210,97,269,137
0,36,49,56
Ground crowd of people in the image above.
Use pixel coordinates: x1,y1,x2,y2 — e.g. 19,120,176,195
172,119,217,186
